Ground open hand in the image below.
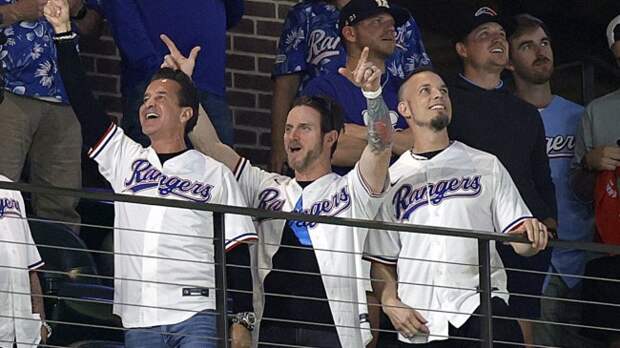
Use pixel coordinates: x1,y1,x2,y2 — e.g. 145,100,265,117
160,34,201,79
338,47,382,93
383,298,429,339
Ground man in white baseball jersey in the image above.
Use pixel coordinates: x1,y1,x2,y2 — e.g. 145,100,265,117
364,67,550,347
44,1,257,347
0,175,48,347
188,47,393,346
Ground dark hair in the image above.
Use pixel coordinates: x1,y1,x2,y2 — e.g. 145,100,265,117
150,68,199,134
507,14,552,43
291,95,344,156
398,66,443,100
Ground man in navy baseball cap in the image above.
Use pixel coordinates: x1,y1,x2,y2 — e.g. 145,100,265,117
453,6,508,44
339,0,410,30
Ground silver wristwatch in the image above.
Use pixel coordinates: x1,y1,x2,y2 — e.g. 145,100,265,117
231,312,256,331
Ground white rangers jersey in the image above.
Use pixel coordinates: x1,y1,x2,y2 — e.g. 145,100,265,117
89,125,256,328
233,157,384,347
0,175,44,348
364,141,532,344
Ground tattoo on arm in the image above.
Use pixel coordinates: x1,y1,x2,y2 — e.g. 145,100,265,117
366,95,393,152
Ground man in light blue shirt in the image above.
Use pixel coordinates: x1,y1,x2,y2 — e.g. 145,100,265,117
507,14,595,347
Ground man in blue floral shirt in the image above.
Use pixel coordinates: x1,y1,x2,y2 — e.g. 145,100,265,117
0,0,101,231
269,0,431,172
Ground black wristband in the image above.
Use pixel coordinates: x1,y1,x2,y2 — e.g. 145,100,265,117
71,2,88,20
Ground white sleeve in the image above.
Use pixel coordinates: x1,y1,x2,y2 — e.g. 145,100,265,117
219,167,258,251
363,204,400,265
88,124,144,189
233,157,280,208
491,159,533,233
347,162,388,219
15,192,43,270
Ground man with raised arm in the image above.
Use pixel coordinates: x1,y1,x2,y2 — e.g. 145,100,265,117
187,45,393,346
364,67,550,347
43,1,256,347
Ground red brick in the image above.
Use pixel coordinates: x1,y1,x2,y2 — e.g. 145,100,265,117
87,75,118,94
258,57,275,74
235,148,270,166
229,18,255,35
227,91,256,108
278,4,293,20
258,93,273,109
233,73,272,90
259,132,273,147
80,38,118,56
96,94,123,114
226,72,233,88
96,57,121,75
235,109,271,128
233,36,277,55
245,1,275,18
235,129,258,146
257,20,283,37
226,53,256,71
79,55,96,72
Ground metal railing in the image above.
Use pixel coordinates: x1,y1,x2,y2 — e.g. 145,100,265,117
1,181,619,348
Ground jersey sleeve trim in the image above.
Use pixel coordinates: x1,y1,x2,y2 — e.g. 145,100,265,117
356,165,385,198
28,260,45,270
225,233,258,252
234,157,249,182
362,254,398,265
501,216,533,234
88,122,118,160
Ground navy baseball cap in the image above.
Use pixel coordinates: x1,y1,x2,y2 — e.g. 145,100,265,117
453,6,507,43
339,0,410,30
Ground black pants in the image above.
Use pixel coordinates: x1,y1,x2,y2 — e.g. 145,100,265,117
398,297,523,348
258,321,341,348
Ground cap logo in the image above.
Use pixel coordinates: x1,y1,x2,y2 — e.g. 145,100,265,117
375,0,389,8
347,14,357,25
474,7,497,17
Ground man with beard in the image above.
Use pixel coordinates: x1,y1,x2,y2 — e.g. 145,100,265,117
447,7,557,344
187,43,393,346
270,0,431,173
364,67,550,347
302,0,415,175
507,14,595,347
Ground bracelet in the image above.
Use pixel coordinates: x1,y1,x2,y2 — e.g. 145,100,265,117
53,31,78,41
362,86,382,99
231,312,256,331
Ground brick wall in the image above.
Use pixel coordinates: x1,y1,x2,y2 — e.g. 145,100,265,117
80,0,298,167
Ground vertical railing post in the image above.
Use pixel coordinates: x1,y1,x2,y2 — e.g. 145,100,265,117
477,239,493,348
582,60,595,105
214,212,229,348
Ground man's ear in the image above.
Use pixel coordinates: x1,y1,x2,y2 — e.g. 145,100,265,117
324,129,339,147
180,107,193,123
398,101,411,119
455,42,468,60
341,26,356,43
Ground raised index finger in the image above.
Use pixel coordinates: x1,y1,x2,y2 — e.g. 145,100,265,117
355,47,370,73
160,34,181,57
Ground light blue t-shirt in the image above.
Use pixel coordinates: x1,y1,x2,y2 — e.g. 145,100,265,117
541,95,594,288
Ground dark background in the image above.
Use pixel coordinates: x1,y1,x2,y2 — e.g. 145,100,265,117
393,0,620,103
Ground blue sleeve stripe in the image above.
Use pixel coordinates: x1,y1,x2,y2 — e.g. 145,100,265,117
88,123,117,160
501,216,534,234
